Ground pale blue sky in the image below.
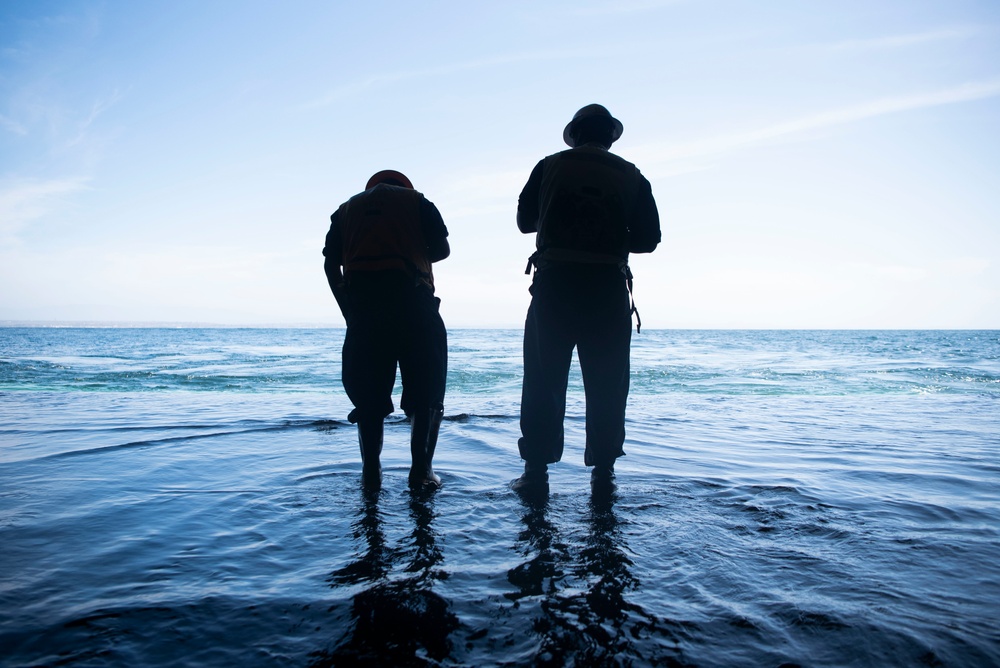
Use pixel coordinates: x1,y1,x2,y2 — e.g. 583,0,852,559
2,1,998,327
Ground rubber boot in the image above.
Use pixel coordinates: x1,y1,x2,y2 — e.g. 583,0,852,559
357,418,384,489
408,405,443,490
590,461,616,494
511,460,548,493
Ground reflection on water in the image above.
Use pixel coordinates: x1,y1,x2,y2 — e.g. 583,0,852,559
313,488,458,666
507,485,688,666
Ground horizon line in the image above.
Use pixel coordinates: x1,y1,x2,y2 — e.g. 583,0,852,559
1,321,997,332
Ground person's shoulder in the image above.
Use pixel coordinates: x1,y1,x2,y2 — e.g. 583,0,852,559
532,153,555,169
600,147,638,169
548,147,582,161
344,188,370,206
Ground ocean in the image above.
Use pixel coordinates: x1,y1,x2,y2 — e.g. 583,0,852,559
1,328,998,667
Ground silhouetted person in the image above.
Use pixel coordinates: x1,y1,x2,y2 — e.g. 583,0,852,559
324,170,450,490
515,104,660,488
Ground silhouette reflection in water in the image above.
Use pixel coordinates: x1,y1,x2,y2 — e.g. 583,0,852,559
507,486,687,666
314,488,457,666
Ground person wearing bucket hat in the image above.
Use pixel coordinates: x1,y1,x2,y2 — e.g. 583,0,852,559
323,170,451,491
514,104,660,490
562,103,624,148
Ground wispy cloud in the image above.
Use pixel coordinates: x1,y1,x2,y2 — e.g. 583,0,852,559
0,114,27,136
825,27,981,51
567,0,685,16
0,177,90,245
634,79,1000,172
66,88,123,148
303,47,623,108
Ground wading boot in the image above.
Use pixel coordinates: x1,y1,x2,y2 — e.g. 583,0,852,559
408,405,443,490
511,460,548,494
590,462,616,494
357,419,383,490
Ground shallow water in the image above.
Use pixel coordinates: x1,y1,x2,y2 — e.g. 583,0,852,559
1,328,999,666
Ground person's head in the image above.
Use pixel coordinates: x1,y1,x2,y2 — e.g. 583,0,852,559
366,169,413,190
563,104,623,149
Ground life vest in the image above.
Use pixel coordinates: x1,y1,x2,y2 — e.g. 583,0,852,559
533,145,642,267
338,184,434,289
527,145,646,332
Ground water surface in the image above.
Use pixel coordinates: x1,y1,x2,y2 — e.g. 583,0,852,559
1,328,998,666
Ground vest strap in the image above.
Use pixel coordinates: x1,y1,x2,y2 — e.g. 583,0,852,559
623,264,641,334
524,251,541,275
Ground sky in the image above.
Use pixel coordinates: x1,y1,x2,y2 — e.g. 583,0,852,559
1,0,998,328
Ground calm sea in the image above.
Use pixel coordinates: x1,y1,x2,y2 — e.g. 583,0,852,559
1,328,998,667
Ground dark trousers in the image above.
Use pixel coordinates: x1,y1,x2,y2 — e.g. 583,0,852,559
342,274,447,422
518,264,632,467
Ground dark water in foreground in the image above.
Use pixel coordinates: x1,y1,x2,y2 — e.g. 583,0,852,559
1,328,999,666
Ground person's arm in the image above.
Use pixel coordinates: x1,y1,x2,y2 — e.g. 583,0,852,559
419,197,450,262
322,210,351,320
516,159,545,234
628,175,661,254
